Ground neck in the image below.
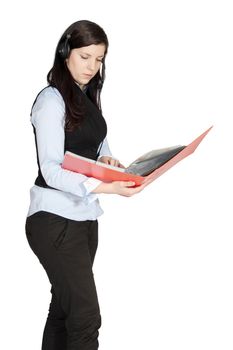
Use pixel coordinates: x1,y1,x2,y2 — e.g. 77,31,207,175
75,81,85,91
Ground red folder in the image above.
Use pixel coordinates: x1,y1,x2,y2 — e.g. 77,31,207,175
61,126,213,187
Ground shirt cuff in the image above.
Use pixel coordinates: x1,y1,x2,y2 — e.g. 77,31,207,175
82,177,103,204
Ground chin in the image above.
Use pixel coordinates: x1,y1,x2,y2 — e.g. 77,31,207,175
81,78,91,84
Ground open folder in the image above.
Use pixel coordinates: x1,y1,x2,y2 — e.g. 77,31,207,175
61,126,213,187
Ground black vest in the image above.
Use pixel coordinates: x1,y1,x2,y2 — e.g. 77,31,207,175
32,85,107,190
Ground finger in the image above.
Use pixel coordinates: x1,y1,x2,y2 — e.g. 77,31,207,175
119,163,126,168
129,182,147,193
109,159,118,166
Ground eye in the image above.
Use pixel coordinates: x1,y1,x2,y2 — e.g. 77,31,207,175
80,55,88,60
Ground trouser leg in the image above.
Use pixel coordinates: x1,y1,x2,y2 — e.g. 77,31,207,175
25,211,101,350
41,286,67,350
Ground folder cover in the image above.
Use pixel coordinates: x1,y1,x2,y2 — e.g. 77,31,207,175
61,126,213,187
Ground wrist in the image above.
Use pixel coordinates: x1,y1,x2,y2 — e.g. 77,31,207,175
92,182,114,194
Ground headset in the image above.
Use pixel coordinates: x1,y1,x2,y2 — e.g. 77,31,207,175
58,33,71,59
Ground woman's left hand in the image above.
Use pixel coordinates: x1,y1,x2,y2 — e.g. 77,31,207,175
98,156,125,168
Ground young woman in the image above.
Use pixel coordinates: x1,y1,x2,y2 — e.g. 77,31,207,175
25,20,147,350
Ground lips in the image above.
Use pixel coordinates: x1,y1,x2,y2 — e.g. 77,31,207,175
83,74,92,78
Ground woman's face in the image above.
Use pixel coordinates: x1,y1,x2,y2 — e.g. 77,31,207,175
66,44,106,88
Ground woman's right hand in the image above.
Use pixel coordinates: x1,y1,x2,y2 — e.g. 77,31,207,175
92,180,148,197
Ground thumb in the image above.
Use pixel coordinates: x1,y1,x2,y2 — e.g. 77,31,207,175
124,181,135,187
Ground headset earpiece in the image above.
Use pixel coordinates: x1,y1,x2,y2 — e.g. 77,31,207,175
58,33,71,59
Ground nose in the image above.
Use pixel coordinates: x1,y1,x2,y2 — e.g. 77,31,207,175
87,59,97,72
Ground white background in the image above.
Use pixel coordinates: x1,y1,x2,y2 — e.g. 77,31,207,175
0,0,232,349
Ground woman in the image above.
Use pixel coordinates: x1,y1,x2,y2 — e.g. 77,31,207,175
25,20,147,350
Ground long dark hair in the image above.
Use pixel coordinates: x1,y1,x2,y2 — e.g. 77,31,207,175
47,20,109,131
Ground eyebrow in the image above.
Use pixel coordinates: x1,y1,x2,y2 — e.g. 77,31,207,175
80,52,105,58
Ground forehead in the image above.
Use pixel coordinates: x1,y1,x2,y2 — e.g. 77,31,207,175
77,44,106,56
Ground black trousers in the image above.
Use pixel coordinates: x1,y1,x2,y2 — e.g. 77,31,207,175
25,211,101,350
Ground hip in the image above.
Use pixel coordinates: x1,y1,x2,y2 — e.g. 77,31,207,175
25,210,99,255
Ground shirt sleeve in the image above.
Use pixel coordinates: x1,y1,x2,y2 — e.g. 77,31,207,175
31,88,99,203
97,137,119,161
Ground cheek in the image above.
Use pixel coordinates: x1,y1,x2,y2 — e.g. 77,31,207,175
69,56,85,73
72,60,87,77
95,63,102,73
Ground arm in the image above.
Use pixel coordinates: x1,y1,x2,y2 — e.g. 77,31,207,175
91,180,149,196
31,88,102,203
97,137,113,159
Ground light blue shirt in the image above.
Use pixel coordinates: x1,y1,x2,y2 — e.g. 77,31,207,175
26,86,115,221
